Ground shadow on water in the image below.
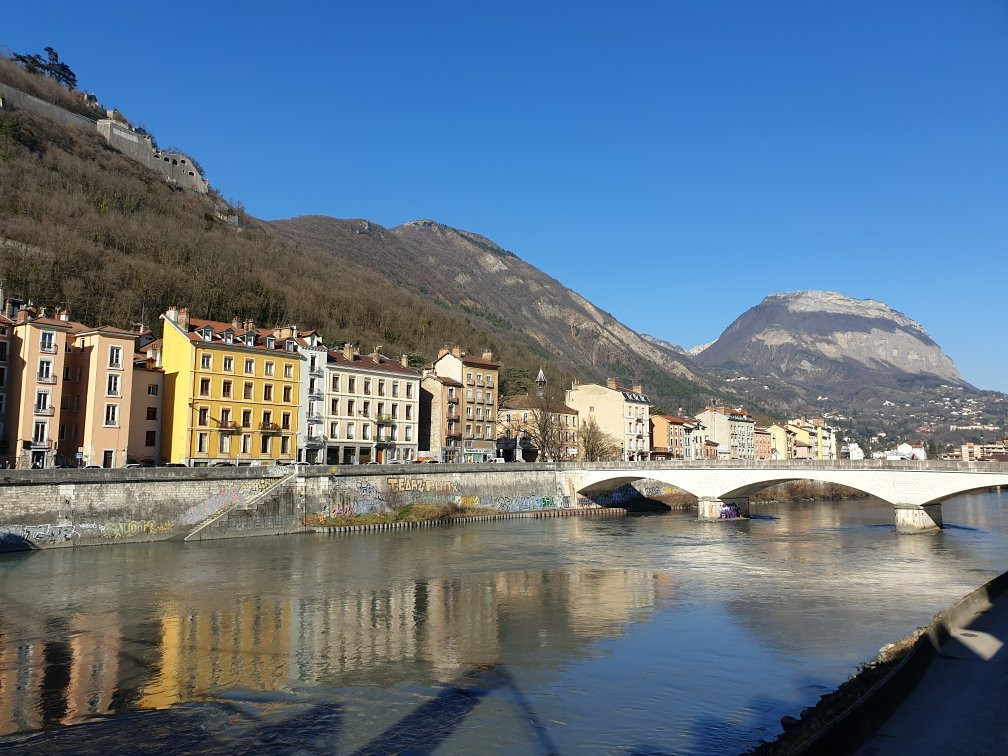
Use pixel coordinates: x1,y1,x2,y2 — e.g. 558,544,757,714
749,514,780,522
1,664,559,756
622,498,673,514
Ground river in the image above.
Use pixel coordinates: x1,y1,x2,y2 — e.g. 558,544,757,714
1,491,1006,753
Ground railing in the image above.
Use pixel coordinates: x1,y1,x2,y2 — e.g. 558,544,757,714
309,367,324,378
374,414,395,426
447,396,459,404
259,422,281,433
31,437,53,449
217,420,240,432
39,343,56,354
37,373,56,384
308,389,324,400
33,405,54,416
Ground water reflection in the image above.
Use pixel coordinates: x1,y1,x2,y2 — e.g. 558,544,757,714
0,492,1006,752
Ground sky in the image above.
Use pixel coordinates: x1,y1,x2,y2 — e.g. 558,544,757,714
3,1,1007,390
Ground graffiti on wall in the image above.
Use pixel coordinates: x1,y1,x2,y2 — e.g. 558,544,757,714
386,478,453,493
0,519,174,548
179,478,276,526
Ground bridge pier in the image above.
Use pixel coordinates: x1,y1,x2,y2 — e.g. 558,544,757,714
894,503,943,534
697,497,750,521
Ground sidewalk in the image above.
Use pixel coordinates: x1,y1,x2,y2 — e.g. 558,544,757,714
856,589,1008,755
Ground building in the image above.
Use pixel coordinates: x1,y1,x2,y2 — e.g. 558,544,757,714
703,438,719,459
685,419,708,460
754,428,772,461
323,344,420,464
564,379,650,461
840,442,865,461
3,305,71,468
57,321,138,468
649,415,696,460
428,347,499,463
128,341,163,465
419,374,463,463
160,308,300,466
0,311,10,464
290,329,328,464
497,393,579,462
694,407,755,461
788,417,836,461
765,423,797,460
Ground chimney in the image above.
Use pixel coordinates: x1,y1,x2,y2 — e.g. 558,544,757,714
632,384,643,394
401,353,409,368
451,346,463,358
606,378,618,390
165,306,178,324
438,347,450,359
231,316,242,330
343,343,354,360
482,350,493,362
178,307,190,330
244,318,255,332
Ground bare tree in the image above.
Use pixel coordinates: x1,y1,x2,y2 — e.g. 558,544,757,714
580,416,619,461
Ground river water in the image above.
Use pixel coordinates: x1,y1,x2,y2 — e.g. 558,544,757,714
1,492,1007,753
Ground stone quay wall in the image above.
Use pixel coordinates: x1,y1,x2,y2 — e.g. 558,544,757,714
0,464,610,552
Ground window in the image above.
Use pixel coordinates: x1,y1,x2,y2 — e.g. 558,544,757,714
284,363,293,379
243,382,253,400
61,395,69,411
347,399,355,416
38,359,52,380
58,423,66,441
362,401,370,417
266,336,275,350
330,398,339,414
241,435,251,454
197,432,208,453
406,383,413,399
265,361,274,377
391,382,399,398
406,405,412,420
109,346,123,369
281,412,291,430
362,424,370,440
347,423,355,440
466,372,473,384
348,377,356,393
35,390,49,411
331,375,340,392
199,378,211,397
104,404,119,427
281,436,290,455
485,390,492,403
244,359,254,374
405,426,412,442
391,404,398,419
33,421,47,444
198,407,209,426
220,434,230,453
40,331,55,352
106,374,120,397
148,383,159,396
74,395,80,411
466,406,473,418
330,421,339,438
466,424,472,437
283,385,292,403
220,408,231,424
223,356,233,372
264,384,273,402
466,389,473,401
76,367,82,381
261,436,271,455
63,366,70,381
222,380,232,398
263,410,273,426
201,353,212,370
145,430,156,447
146,407,157,421
364,379,371,395
224,331,233,345
377,380,385,397
241,410,252,428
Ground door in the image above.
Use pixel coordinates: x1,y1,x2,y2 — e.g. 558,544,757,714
102,450,114,468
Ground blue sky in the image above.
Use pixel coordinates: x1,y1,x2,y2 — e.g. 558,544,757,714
4,1,1007,390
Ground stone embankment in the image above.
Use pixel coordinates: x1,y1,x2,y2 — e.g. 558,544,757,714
0,464,612,552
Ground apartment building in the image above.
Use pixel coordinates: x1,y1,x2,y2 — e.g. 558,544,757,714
3,307,71,468
291,329,328,464
787,417,836,460
564,379,650,461
323,344,420,465
128,343,164,465
754,428,772,461
428,347,499,463
57,322,138,468
497,394,579,462
650,415,701,460
419,374,464,463
685,419,708,460
765,423,796,460
160,308,300,465
694,407,755,461
0,312,10,463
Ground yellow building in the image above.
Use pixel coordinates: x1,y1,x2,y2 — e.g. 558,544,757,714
766,423,796,460
160,308,300,465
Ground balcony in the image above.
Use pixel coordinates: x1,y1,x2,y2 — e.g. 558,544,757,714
304,434,327,447
217,420,240,433
307,413,324,424
446,395,459,404
37,373,56,385
33,405,54,417
309,366,324,378
308,388,324,401
39,343,57,354
259,422,281,434
374,414,396,426
31,437,53,449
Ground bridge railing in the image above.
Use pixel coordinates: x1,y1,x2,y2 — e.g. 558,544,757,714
550,459,1008,473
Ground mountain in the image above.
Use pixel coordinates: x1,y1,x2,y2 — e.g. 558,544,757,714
694,291,963,388
641,333,686,355
269,216,711,405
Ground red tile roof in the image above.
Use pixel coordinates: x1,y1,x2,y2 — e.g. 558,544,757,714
326,350,419,377
462,355,499,368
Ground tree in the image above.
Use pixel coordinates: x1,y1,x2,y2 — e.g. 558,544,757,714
580,416,620,462
12,47,77,90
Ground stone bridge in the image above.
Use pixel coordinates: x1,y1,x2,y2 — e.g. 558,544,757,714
554,459,1008,533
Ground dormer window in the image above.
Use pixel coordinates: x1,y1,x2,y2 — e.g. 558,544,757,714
266,336,276,350
224,330,233,344
202,327,212,342
246,333,256,346
285,340,295,352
